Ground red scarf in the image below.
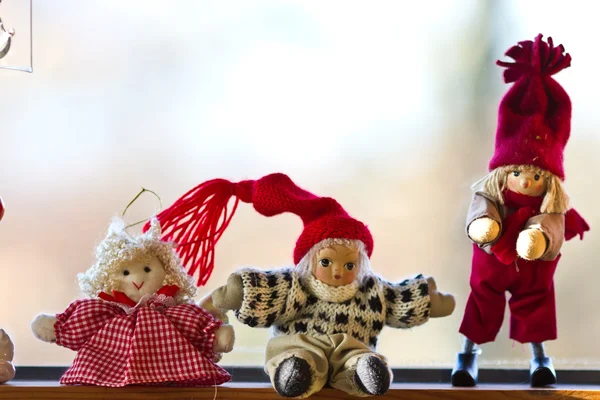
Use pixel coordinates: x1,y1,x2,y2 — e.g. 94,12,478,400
98,285,180,307
490,190,589,265
565,208,590,241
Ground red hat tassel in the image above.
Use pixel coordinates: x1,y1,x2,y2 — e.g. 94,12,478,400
144,179,240,286
496,34,571,84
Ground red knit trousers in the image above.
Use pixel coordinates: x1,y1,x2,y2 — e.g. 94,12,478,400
459,244,558,345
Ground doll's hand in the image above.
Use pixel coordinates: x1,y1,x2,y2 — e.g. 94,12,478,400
468,217,500,244
212,274,243,311
31,314,57,343
213,324,235,353
199,294,229,324
517,229,547,260
427,277,455,318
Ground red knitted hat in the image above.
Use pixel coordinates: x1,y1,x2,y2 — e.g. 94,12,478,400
488,34,572,180
144,173,373,286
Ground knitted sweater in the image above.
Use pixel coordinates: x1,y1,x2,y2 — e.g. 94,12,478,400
233,268,430,349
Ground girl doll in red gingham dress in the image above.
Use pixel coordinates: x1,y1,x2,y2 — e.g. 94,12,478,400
30,217,234,387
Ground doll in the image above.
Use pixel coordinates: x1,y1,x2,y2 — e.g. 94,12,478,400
0,198,15,384
30,217,234,387
146,173,456,398
0,329,14,384
451,34,590,388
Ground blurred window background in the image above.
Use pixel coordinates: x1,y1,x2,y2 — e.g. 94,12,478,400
0,0,597,369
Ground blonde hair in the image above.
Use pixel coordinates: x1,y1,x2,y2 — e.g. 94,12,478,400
295,238,373,283
472,165,570,214
78,217,198,303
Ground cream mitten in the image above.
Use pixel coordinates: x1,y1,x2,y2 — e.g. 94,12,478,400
516,229,547,260
468,217,500,244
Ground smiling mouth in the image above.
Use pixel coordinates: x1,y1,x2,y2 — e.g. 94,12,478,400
334,275,342,280
132,281,144,290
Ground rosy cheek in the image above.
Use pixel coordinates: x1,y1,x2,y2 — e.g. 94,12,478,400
343,270,355,282
532,181,545,194
314,267,328,281
535,186,543,194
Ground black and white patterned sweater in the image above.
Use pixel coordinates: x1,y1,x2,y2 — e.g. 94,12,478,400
233,268,431,349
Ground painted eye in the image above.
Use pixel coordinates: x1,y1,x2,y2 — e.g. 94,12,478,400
319,259,331,267
345,263,355,271
123,270,130,276
512,171,520,177
144,266,151,273
534,174,541,181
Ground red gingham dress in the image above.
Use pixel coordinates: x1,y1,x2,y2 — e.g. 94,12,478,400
54,286,231,387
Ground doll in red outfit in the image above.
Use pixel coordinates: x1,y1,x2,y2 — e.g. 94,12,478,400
451,34,590,387
30,217,234,387
145,173,456,398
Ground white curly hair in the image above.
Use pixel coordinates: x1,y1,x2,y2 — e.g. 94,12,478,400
77,217,198,303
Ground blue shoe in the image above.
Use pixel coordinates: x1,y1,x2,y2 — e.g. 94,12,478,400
530,357,556,387
451,353,478,387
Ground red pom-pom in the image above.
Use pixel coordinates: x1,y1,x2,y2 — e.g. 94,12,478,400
496,34,571,83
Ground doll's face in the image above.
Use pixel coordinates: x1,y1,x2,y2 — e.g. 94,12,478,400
506,170,546,197
115,255,166,303
313,244,359,287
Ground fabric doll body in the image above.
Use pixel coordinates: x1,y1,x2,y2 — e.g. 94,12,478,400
460,189,565,345
31,217,233,387
54,287,228,387
451,34,590,388
454,173,588,387
217,241,440,398
147,173,455,398
233,266,430,396
235,268,429,346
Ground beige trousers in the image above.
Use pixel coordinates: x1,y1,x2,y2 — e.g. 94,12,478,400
264,333,391,398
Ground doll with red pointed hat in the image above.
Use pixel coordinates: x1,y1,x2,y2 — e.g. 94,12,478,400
30,215,234,387
451,34,590,388
149,173,456,398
